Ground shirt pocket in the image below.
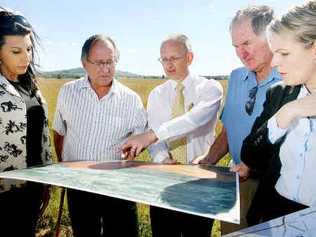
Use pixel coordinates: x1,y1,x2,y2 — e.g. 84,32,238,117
106,116,131,139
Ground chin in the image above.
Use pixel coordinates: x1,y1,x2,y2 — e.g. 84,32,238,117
16,69,27,75
245,63,257,71
283,79,300,86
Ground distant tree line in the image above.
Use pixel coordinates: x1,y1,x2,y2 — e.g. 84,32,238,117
39,68,228,81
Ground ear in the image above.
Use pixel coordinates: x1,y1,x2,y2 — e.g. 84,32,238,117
82,60,87,70
187,52,194,65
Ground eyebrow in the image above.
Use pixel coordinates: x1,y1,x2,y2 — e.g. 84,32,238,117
9,45,32,50
232,40,249,47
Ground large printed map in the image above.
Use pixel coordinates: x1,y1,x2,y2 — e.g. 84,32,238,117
0,161,240,223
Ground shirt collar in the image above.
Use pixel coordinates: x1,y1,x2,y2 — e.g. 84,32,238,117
298,85,310,98
243,67,282,87
169,73,193,90
80,74,119,95
0,74,22,98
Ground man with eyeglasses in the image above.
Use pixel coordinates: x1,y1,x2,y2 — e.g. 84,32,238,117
198,6,282,234
122,34,223,237
52,34,146,237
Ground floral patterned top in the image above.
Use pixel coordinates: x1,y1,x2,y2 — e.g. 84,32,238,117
0,75,52,192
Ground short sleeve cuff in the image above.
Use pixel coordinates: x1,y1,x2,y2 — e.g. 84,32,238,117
52,120,66,136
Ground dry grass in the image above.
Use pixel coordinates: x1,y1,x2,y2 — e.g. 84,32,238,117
37,77,229,237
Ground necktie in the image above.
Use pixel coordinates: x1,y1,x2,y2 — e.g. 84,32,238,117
169,82,187,164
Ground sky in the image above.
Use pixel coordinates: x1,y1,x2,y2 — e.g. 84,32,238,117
1,0,303,76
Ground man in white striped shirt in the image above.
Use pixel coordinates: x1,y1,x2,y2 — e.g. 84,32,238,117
122,34,223,237
53,35,146,237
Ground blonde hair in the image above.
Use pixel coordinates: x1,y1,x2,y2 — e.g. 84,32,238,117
268,0,316,48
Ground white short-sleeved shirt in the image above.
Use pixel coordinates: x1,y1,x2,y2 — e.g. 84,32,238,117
53,76,147,161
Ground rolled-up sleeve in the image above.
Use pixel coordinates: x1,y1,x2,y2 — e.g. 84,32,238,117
155,81,223,141
267,115,288,144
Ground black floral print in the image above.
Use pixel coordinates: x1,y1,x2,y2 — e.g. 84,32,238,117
1,101,22,112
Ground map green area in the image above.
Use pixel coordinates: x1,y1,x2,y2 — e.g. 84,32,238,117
0,161,240,223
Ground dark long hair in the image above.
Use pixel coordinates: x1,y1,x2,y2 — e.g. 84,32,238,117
0,7,40,95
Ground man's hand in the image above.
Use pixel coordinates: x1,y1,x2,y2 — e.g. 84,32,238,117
121,130,158,160
191,151,220,165
230,162,250,182
192,127,228,165
161,157,178,164
53,131,64,162
191,152,211,165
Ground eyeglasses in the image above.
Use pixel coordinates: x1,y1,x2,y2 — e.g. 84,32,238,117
158,55,185,64
86,58,116,68
245,85,258,115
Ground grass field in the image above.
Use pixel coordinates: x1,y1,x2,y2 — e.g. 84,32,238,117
36,77,230,237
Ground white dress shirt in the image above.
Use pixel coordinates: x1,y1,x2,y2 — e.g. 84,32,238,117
53,76,147,161
268,86,316,206
147,73,223,163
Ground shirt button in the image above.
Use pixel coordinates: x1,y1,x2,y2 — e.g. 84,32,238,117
296,175,300,180
299,153,303,157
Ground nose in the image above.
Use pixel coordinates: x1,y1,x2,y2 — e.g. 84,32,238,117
21,50,31,65
165,60,174,67
239,48,249,60
271,54,279,68
235,44,246,57
164,61,175,71
100,64,111,73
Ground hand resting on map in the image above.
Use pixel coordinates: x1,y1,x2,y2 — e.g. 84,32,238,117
121,130,158,160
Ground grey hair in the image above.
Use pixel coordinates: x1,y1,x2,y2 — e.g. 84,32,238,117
268,0,316,49
81,34,120,62
231,5,275,36
161,33,192,53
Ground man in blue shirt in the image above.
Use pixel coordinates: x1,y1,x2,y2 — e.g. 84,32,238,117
198,5,281,234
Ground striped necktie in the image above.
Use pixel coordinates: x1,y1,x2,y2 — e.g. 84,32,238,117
169,82,187,164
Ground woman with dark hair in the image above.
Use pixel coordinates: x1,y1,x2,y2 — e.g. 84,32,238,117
0,7,51,236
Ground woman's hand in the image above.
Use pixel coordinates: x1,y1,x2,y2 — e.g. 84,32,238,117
276,93,316,129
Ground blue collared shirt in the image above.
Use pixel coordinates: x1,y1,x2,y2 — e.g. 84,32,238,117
221,67,281,164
